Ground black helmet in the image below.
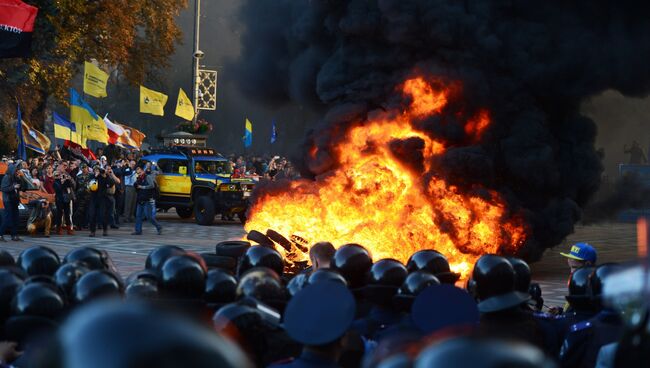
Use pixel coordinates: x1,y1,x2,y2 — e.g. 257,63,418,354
145,245,186,272
64,247,113,271
56,301,251,368
6,282,64,346
331,243,373,289
470,255,530,313
506,257,531,293
204,269,237,307
17,246,60,276
125,280,159,301
11,282,66,320
307,268,348,287
589,263,621,305
126,269,159,287
364,259,408,305
416,337,554,368
160,255,207,300
393,270,440,311
55,262,90,300
0,269,24,321
286,273,308,297
236,267,287,311
237,246,284,277
0,249,15,267
212,302,265,345
72,270,123,305
406,250,460,284
565,266,595,308
125,270,160,301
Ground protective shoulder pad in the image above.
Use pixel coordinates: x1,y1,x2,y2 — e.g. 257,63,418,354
570,320,592,333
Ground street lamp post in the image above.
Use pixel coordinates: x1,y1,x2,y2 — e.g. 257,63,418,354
192,0,203,124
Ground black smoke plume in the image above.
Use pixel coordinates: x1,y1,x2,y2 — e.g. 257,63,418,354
235,0,650,260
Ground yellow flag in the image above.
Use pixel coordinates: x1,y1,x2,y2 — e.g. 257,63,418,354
140,85,168,116
174,88,195,121
83,61,109,98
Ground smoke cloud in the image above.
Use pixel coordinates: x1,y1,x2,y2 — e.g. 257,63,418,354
236,1,650,260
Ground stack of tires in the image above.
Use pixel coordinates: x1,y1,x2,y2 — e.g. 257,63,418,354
200,241,251,275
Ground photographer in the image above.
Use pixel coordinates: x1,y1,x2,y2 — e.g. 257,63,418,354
27,198,52,237
53,165,76,235
105,165,121,230
88,166,115,237
0,164,23,241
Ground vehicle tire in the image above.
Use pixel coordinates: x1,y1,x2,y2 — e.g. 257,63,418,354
194,196,215,226
199,253,237,270
215,241,251,258
266,229,292,252
246,230,275,247
176,206,193,219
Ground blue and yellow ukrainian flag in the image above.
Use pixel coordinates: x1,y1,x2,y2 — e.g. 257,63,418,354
53,111,84,147
243,118,252,148
70,88,107,144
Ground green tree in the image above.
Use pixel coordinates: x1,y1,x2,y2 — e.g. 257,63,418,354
0,0,187,153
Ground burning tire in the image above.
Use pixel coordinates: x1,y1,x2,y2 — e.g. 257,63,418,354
266,229,292,252
176,206,193,219
194,196,215,226
215,241,251,258
246,230,275,248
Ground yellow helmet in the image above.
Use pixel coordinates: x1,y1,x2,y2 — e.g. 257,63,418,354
88,179,98,192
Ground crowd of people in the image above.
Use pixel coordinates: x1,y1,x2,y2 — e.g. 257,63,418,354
0,237,645,367
0,146,296,239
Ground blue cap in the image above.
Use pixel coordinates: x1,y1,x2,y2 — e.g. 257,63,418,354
283,282,356,346
411,284,479,334
560,242,597,263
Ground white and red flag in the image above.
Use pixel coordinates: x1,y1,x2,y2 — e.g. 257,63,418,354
103,114,125,145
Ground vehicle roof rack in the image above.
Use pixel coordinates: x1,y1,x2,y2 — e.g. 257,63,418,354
149,146,224,158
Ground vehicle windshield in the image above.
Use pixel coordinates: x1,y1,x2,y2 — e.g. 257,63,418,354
194,159,232,175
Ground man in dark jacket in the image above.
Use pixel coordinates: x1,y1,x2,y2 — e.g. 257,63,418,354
53,166,75,235
132,166,162,235
0,163,23,241
88,166,115,237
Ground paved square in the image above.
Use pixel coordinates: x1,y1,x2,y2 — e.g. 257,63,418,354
0,212,639,307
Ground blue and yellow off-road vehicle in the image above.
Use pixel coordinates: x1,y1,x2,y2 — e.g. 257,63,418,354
140,147,255,225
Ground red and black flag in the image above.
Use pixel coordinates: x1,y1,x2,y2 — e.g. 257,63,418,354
0,0,38,58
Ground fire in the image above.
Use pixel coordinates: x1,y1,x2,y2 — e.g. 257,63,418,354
245,77,527,278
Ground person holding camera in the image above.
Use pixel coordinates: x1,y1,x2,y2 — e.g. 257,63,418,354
105,165,121,230
27,198,52,237
88,165,115,237
53,165,76,235
0,164,23,241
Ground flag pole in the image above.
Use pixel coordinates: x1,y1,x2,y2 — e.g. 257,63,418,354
192,0,202,124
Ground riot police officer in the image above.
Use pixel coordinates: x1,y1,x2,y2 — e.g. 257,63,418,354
351,259,408,340
269,282,356,368
469,255,548,350
560,263,624,368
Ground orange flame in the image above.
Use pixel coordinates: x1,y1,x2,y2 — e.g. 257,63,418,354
246,77,526,278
